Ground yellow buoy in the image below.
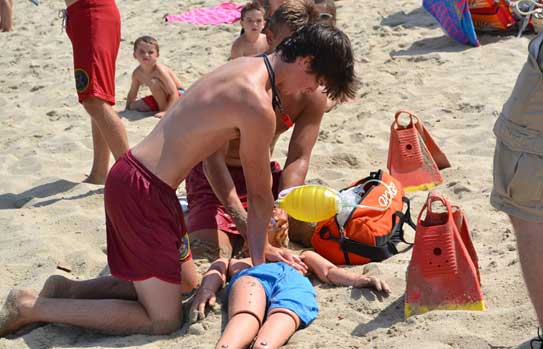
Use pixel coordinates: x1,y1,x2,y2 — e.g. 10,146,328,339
276,185,340,222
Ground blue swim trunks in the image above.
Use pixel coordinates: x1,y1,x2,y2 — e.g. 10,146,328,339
227,262,318,328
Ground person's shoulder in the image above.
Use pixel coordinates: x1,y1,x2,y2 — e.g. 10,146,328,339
154,63,171,76
300,87,328,114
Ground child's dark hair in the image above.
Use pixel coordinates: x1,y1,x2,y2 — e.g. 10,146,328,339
133,36,159,54
276,24,358,101
314,0,336,26
241,1,266,20
268,0,319,34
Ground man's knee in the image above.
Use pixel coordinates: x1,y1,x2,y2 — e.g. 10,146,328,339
82,96,108,115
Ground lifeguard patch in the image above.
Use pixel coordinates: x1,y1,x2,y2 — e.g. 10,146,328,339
179,234,191,262
74,68,90,92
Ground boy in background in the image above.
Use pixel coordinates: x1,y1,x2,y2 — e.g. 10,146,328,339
230,1,269,59
126,36,185,119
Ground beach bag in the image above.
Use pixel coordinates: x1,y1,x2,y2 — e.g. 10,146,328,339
469,0,516,31
311,170,416,265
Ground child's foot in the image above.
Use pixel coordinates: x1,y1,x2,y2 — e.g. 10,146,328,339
0,289,37,337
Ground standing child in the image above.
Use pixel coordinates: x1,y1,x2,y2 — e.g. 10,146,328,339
126,36,185,119
230,1,269,59
191,250,390,349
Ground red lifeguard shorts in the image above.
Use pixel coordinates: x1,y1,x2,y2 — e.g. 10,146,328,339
185,162,282,235
142,88,185,111
105,151,191,284
66,0,120,105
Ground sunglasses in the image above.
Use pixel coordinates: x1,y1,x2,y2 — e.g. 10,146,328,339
319,12,334,20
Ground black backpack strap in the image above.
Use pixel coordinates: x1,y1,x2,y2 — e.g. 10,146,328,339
340,237,398,262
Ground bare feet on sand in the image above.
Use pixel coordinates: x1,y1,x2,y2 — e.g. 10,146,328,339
83,175,106,185
0,289,37,337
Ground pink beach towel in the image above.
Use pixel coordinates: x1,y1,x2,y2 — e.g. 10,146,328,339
165,2,243,25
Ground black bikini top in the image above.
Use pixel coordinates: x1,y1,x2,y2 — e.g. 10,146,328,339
262,55,294,129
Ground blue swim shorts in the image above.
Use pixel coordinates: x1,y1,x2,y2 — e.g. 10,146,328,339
227,262,318,328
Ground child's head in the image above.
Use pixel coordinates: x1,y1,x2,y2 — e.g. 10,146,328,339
314,0,336,26
266,0,319,49
133,36,160,65
240,1,266,34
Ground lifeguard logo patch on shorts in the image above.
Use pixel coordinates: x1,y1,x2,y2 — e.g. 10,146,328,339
74,68,90,92
179,234,191,262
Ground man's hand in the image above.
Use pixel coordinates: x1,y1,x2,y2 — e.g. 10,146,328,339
265,245,307,274
189,287,217,324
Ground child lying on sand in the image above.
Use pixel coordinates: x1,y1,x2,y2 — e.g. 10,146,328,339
190,250,390,349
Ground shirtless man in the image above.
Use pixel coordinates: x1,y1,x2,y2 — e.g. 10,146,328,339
0,24,356,337
187,0,346,257
65,0,129,184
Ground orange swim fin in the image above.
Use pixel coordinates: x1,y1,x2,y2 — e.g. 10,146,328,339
387,110,444,192
414,118,451,170
405,191,484,318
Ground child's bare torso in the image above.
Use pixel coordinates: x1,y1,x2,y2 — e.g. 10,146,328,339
135,63,183,92
234,34,269,58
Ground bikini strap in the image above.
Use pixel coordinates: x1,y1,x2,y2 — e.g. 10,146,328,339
262,55,284,114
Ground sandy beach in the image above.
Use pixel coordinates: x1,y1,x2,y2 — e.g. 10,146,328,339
0,0,537,347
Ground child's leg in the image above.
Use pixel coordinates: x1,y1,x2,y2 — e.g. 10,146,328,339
252,308,299,349
216,276,266,349
128,99,153,112
148,78,169,111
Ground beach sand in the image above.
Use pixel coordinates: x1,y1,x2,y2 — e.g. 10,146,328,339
0,0,537,347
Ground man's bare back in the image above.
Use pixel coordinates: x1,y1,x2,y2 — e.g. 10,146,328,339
132,55,277,190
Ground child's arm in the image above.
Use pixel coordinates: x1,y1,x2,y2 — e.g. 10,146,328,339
126,70,141,110
300,251,391,293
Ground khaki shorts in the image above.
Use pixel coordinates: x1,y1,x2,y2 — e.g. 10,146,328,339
491,140,543,222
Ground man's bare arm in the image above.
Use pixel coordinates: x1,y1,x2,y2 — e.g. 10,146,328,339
203,144,248,237
278,92,327,191
239,104,276,265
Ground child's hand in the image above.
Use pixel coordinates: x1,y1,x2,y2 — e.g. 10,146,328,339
354,276,391,294
189,287,217,324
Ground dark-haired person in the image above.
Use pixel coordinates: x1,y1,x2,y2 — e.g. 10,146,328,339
0,24,357,337
186,0,347,258
231,1,269,59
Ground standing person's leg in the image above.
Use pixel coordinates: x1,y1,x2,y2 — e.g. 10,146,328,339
82,97,129,183
510,216,543,326
0,277,182,336
0,0,13,32
66,0,128,184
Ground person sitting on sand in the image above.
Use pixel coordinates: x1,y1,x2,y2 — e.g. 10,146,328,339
231,1,269,59
190,249,390,349
0,24,357,337
0,0,13,32
126,35,185,119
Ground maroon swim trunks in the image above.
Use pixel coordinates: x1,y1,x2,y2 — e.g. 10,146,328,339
66,0,120,105
105,150,191,284
185,161,282,235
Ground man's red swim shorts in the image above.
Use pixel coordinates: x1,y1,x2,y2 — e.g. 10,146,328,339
105,151,191,284
66,0,120,105
185,161,282,235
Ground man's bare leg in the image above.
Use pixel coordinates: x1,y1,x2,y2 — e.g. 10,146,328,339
82,96,129,184
0,0,13,32
510,215,543,327
0,277,182,336
40,275,137,300
189,229,244,259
